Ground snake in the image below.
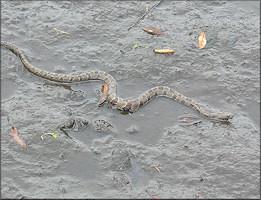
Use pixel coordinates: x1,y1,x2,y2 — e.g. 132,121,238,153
1,41,234,120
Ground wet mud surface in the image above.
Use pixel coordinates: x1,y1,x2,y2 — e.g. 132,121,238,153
1,1,260,198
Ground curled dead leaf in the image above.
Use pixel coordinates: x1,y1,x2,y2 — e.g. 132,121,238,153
198,31,207,49
10,126,26,149
98,83,109,106
141,26,165,35
153,49,174,54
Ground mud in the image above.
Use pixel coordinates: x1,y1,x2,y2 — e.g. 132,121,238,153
1,1,260,199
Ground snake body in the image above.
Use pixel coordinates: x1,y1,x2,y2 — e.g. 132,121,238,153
1,41,233,120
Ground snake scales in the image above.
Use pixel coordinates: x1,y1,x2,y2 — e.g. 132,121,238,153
1,41,233,120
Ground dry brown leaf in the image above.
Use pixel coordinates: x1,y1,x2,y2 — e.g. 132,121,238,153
10,126,26,149
153,49,174,54
141,26,165,35
198,31,207,49
98,83,109,106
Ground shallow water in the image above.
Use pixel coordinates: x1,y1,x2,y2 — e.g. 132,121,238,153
1,1,260,198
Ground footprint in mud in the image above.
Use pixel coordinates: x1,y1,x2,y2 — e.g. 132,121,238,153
93,119,114,133
59,118,89,138
111,148,132,172
110,172,131,188
59,118,118,150
59,118,115,137
126,153,152,188
110,146,151,188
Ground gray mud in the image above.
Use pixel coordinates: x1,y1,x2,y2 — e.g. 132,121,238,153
1,1,260,199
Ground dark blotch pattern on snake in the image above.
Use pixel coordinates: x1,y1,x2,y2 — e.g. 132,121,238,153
1,41,234,120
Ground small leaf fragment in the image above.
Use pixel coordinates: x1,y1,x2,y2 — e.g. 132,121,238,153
98,83,109,106
53,28,70,34
41,132,58,140
198,31,207,49
132,44,146,50
151,164,161,172
10,126,26,149
153,49,174,54
141,26,165,35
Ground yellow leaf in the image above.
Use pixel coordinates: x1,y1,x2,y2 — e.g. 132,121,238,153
153,49,174,54
41,132,58,140
198,31,207,49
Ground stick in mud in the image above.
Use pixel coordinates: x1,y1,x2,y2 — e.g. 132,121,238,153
127,0,163,31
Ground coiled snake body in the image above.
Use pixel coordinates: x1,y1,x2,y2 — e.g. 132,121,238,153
1,41,233,120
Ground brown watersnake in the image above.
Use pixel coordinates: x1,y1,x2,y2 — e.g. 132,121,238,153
1,41,234,120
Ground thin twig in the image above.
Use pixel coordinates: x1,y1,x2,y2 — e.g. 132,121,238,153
127,0,163,31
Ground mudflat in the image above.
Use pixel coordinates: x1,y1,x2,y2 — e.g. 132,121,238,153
1,1,260,198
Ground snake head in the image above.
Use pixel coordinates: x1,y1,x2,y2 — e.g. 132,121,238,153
211,112,234,120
